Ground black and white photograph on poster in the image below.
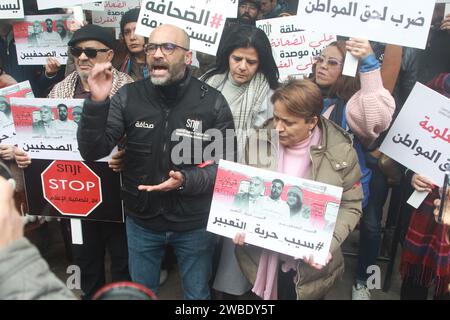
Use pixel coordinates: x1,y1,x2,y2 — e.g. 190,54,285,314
10,97,115,161
0,81,34,145
12,14,73,65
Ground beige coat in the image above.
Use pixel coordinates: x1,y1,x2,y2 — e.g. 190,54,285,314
235,116,363,300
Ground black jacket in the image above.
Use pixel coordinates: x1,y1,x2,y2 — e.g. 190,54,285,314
78,70,236,232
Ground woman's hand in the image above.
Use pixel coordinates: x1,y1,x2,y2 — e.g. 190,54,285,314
345,38,374,60
0,73,17,89
441,13,450,34
411,174,434,193
45,57,61,78
0,145,15,161
433,190,450,225
108,149,125,172
302,252,332,270
14,147,31,169
233,232,246,246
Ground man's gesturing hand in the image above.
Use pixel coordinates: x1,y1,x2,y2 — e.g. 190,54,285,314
88,62,113,102
138,171,185,192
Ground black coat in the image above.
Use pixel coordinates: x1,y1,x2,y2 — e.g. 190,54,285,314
78,70,236,232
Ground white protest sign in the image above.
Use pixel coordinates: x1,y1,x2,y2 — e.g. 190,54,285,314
380,83,450,185
82,1,105,11
0,81,34,145
296,0,436,49
207,160,343,266
256,16,335,81
136,0,238,56
0,0,24,19
92,0,141,28
13,14,73,66
10,98,115,161
37,0,100,10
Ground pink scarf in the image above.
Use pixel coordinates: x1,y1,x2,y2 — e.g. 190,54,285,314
252,126,322,300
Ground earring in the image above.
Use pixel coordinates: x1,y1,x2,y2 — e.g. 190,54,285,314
308,129,312,136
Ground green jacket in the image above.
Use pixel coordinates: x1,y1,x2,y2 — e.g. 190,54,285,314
0,238,76,300
236,116,363,299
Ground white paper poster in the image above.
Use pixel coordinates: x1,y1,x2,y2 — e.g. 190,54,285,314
10,98,115,161
136,0,238,56
12,14,73,65
92,0,141,28
296,0,436,49
207,160,343,265
0,0,24,20
257,16,336,80
380,83,450,185
0,81,34,145
37,0,100,10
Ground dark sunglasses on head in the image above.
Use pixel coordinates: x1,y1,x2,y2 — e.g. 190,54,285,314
70,47,110,58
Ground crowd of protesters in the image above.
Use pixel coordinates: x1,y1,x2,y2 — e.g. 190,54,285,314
0,0,449,300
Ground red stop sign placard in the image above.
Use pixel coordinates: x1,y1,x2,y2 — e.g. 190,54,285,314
41,160,102,217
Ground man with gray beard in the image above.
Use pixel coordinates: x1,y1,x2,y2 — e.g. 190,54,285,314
77,24,235,299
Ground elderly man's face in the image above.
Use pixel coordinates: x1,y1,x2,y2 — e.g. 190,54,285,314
146,25,191,86
33,21,41,34
74,40,113,81
249,178,264,197
40,108,52,122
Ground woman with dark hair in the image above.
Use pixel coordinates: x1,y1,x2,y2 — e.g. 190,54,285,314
286,186,310,220
233,79,363,300
206,24,279,298
311,39,395,299
202,24,279,162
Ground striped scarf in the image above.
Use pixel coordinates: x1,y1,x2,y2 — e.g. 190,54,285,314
204,72,270,162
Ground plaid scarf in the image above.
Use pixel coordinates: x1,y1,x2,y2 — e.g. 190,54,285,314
427,73,450,98
48,68,133,99
400,190,450,296
204,72,271,162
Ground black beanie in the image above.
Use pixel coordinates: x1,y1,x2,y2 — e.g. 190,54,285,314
68,24,115,49
120,8,141,35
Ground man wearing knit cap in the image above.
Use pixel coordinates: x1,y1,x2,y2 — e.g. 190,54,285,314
48,24,132,99
15,24,133,299
237,0,261,24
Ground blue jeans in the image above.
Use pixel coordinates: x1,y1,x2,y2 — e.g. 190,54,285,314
356,153,389,283
126,217,216,299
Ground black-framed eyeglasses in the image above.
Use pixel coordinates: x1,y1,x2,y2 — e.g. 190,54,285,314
144,43,188,56
70,47,110,58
